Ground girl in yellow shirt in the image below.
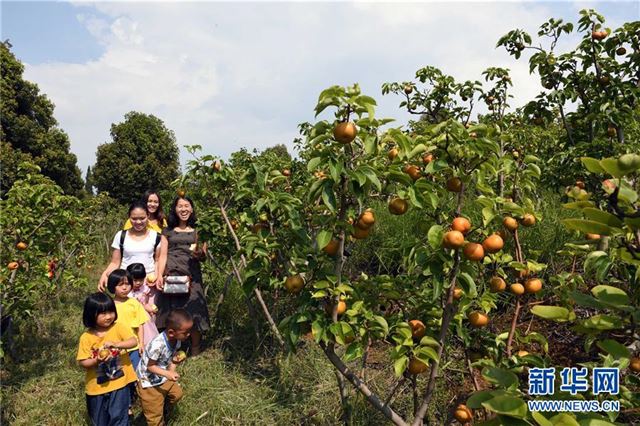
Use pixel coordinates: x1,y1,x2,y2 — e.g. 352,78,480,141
107,269,150,370
76,293,138,426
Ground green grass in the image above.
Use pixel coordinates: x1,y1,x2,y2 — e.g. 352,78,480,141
0,280,340,425
0,274,467,425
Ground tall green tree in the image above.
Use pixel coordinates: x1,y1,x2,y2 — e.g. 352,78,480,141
84,165,93,195
0,42,83,196
92,111,180,204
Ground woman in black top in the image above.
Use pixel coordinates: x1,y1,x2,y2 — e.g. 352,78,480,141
156,196,210,355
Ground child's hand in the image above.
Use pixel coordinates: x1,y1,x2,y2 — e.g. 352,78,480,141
144,304,158,314
97,348,112,362
102,341,117,349
172,350,187,364
165,371,180,381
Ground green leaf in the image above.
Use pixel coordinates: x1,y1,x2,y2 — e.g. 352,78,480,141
329,160,343,182
562,219,616,236
388,128,411,154
387,170,412,186
481,395,527,419
393,355,408,377
618,186,638,204
482,206,496,227
458,272,478,298
329,321,353,345
569,291,609,310
527,163,542,178
532,411,553,426
549,413,579,426
343,342,364,362
427,225,444,249
580,157,605,174
408,144,427,159
563,201,595,209
307,157,322,172
371,315,389,336
314,280,331,289
466,390,494,409
583,251,611,281
353,170,367,187
361,166,381,191
582,208,623,228
407,186,423,208
414,346,439,364
531,305,575,322
577,418,617,426
521,332,549,353
481,366,519,389
321,181,337,212
591,285,629,306
599,158,625,178
311,320,325,343
317,230,332,250
419,335,440,348
363,135,377,155
624,217,640,231
581,314,623,330
596,339,630,359
366,104,375,120
308,178,326,202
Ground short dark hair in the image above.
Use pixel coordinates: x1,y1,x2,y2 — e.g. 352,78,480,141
167,196,198,229
83,293,117,329
166,309,193,331
128,199,148,217
126,263,146,280
107,269,131,294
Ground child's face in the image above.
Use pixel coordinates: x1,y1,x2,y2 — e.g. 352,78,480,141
96,311,116,329
168,320,193,341
132,278,144,290
114,279,132,299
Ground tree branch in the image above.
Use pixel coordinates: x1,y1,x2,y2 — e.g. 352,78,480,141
320,342,408,426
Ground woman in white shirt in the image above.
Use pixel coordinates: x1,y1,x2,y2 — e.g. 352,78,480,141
98,200,163,292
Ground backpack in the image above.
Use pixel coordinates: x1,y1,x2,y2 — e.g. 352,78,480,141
119,229,161,256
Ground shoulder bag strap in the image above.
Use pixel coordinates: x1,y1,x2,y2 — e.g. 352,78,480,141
119,229,127,255
154,232,161,251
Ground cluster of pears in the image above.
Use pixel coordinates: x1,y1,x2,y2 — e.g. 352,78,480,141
352,209,375,240
441,214,542,328
320,209,377,259
442,217,505,262
7,241,28,271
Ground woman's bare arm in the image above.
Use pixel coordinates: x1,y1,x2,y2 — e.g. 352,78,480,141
98,248,122,292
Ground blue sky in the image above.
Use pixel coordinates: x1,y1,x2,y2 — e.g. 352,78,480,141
2,1,638,174
2,2,106,64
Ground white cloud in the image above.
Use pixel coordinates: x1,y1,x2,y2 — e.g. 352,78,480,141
21,1,614,173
